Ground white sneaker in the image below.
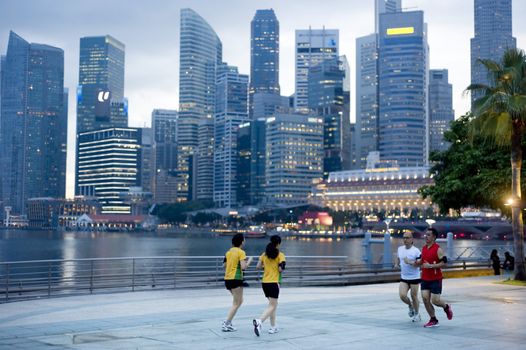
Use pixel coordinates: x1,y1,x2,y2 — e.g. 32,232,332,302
253,319,262,336
222,320,236,332
268,327,279,334
412,313,421,322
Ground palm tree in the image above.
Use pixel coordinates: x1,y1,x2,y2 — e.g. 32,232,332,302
466,48,526,280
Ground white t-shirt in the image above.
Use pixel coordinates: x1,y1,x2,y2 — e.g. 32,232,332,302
397,245,421,280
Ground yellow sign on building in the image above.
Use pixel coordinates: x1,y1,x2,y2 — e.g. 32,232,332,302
386,27,415,35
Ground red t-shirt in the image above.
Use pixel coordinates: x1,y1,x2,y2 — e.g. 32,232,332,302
421,243,443,281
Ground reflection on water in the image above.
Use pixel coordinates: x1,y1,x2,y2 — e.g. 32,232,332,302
0,229,514,265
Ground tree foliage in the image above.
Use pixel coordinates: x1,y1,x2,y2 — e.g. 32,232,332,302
419,114,525,214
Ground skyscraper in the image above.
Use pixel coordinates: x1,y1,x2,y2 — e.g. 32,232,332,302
77,128,141,214
378,11,429,167
76,35,127,197
295,28,339,111
355,0,402,169
308,57,346,176
265,114,324,206
76,35,126,134
250,9,280,96
213,64,249,208
471,0,516,103
179,8,222,201
429,69,454,153
0,31,67,214
196,117,214,201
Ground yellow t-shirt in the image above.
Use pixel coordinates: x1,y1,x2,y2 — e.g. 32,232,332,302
259,251,286,283
224,247,247,280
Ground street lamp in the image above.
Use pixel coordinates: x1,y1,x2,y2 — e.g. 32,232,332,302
384,218,392,234
425,219,436,228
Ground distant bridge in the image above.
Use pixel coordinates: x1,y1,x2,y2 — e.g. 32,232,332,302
362,220,514,240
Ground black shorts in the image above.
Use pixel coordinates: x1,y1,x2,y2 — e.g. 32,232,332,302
421,279,442,294
400,278,421,285
224,279,243,290
262,283,280,299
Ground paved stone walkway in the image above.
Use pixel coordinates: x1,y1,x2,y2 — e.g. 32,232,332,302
0,275,525,349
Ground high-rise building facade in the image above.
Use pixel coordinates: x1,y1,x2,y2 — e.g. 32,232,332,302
378,11,429,167
152,109,179,203
76,35,126,134
355,0,402,170
77,128,141,214
76,35,127,197
152,109,178,172
196,117,214,201
213,64,249,208
295,28,339,111
178,8,222,201
236,122,252,206
0,32,67,214
471,0,516,103
250,118,267,206
308,57,346,177
429,69,454,153
250,9,280,97
265,114,323,206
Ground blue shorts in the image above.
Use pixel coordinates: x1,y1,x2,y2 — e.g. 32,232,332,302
421,279,442,294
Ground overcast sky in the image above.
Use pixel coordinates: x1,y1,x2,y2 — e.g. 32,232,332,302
1,0,525,197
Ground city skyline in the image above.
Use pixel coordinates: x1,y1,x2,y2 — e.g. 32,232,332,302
1,0,526,198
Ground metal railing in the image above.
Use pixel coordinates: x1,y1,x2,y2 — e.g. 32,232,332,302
0,255,492,303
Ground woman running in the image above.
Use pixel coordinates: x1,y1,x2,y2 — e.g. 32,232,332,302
222,233,252,332
253,235,286,336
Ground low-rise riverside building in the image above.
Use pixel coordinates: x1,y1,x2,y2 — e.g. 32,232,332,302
311,165,433,212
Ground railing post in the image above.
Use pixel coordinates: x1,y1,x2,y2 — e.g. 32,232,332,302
383,232,392,268
463,261,466,270
90,260,94,294
446,232,454,260
362,232,372,267
5,263,9,302
48,262,51,298
132,258,135,292
173,258,177,289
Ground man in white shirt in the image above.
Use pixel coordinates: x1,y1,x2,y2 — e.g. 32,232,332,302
396,232,421,322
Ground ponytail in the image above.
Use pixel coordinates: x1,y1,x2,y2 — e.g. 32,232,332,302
265,235,282,259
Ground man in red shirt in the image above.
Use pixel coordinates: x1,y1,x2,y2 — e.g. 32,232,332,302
418,228,454,328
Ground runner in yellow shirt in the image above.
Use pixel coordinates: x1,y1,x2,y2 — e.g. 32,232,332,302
222,233,252,332
253,235,285,336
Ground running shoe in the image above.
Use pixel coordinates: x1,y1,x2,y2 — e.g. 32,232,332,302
423,319,439,328
253,319,262,337
268,327,279,334
444,304,453,320
412,313,421,322
408,305,415,317
221,320,236,332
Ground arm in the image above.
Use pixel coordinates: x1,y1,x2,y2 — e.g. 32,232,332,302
240,256,253,270
256,256,263,270
278,254,286,272
422,248,446,269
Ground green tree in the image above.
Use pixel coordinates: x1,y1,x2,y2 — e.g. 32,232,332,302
419,114,514,214
466,48,526,280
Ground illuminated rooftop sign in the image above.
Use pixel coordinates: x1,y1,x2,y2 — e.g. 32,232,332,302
386,27,415,35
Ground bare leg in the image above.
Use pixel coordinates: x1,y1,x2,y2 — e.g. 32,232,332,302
421,289,435,318
431,293,447,308
259,298,278,326
226,287,243,321
410,284,420,314
399,282,411,307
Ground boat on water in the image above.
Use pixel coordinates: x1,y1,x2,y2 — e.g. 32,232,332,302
214,226,266,238
246,225,266,238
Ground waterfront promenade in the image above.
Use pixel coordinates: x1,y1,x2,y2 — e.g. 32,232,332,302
0,275,524,349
